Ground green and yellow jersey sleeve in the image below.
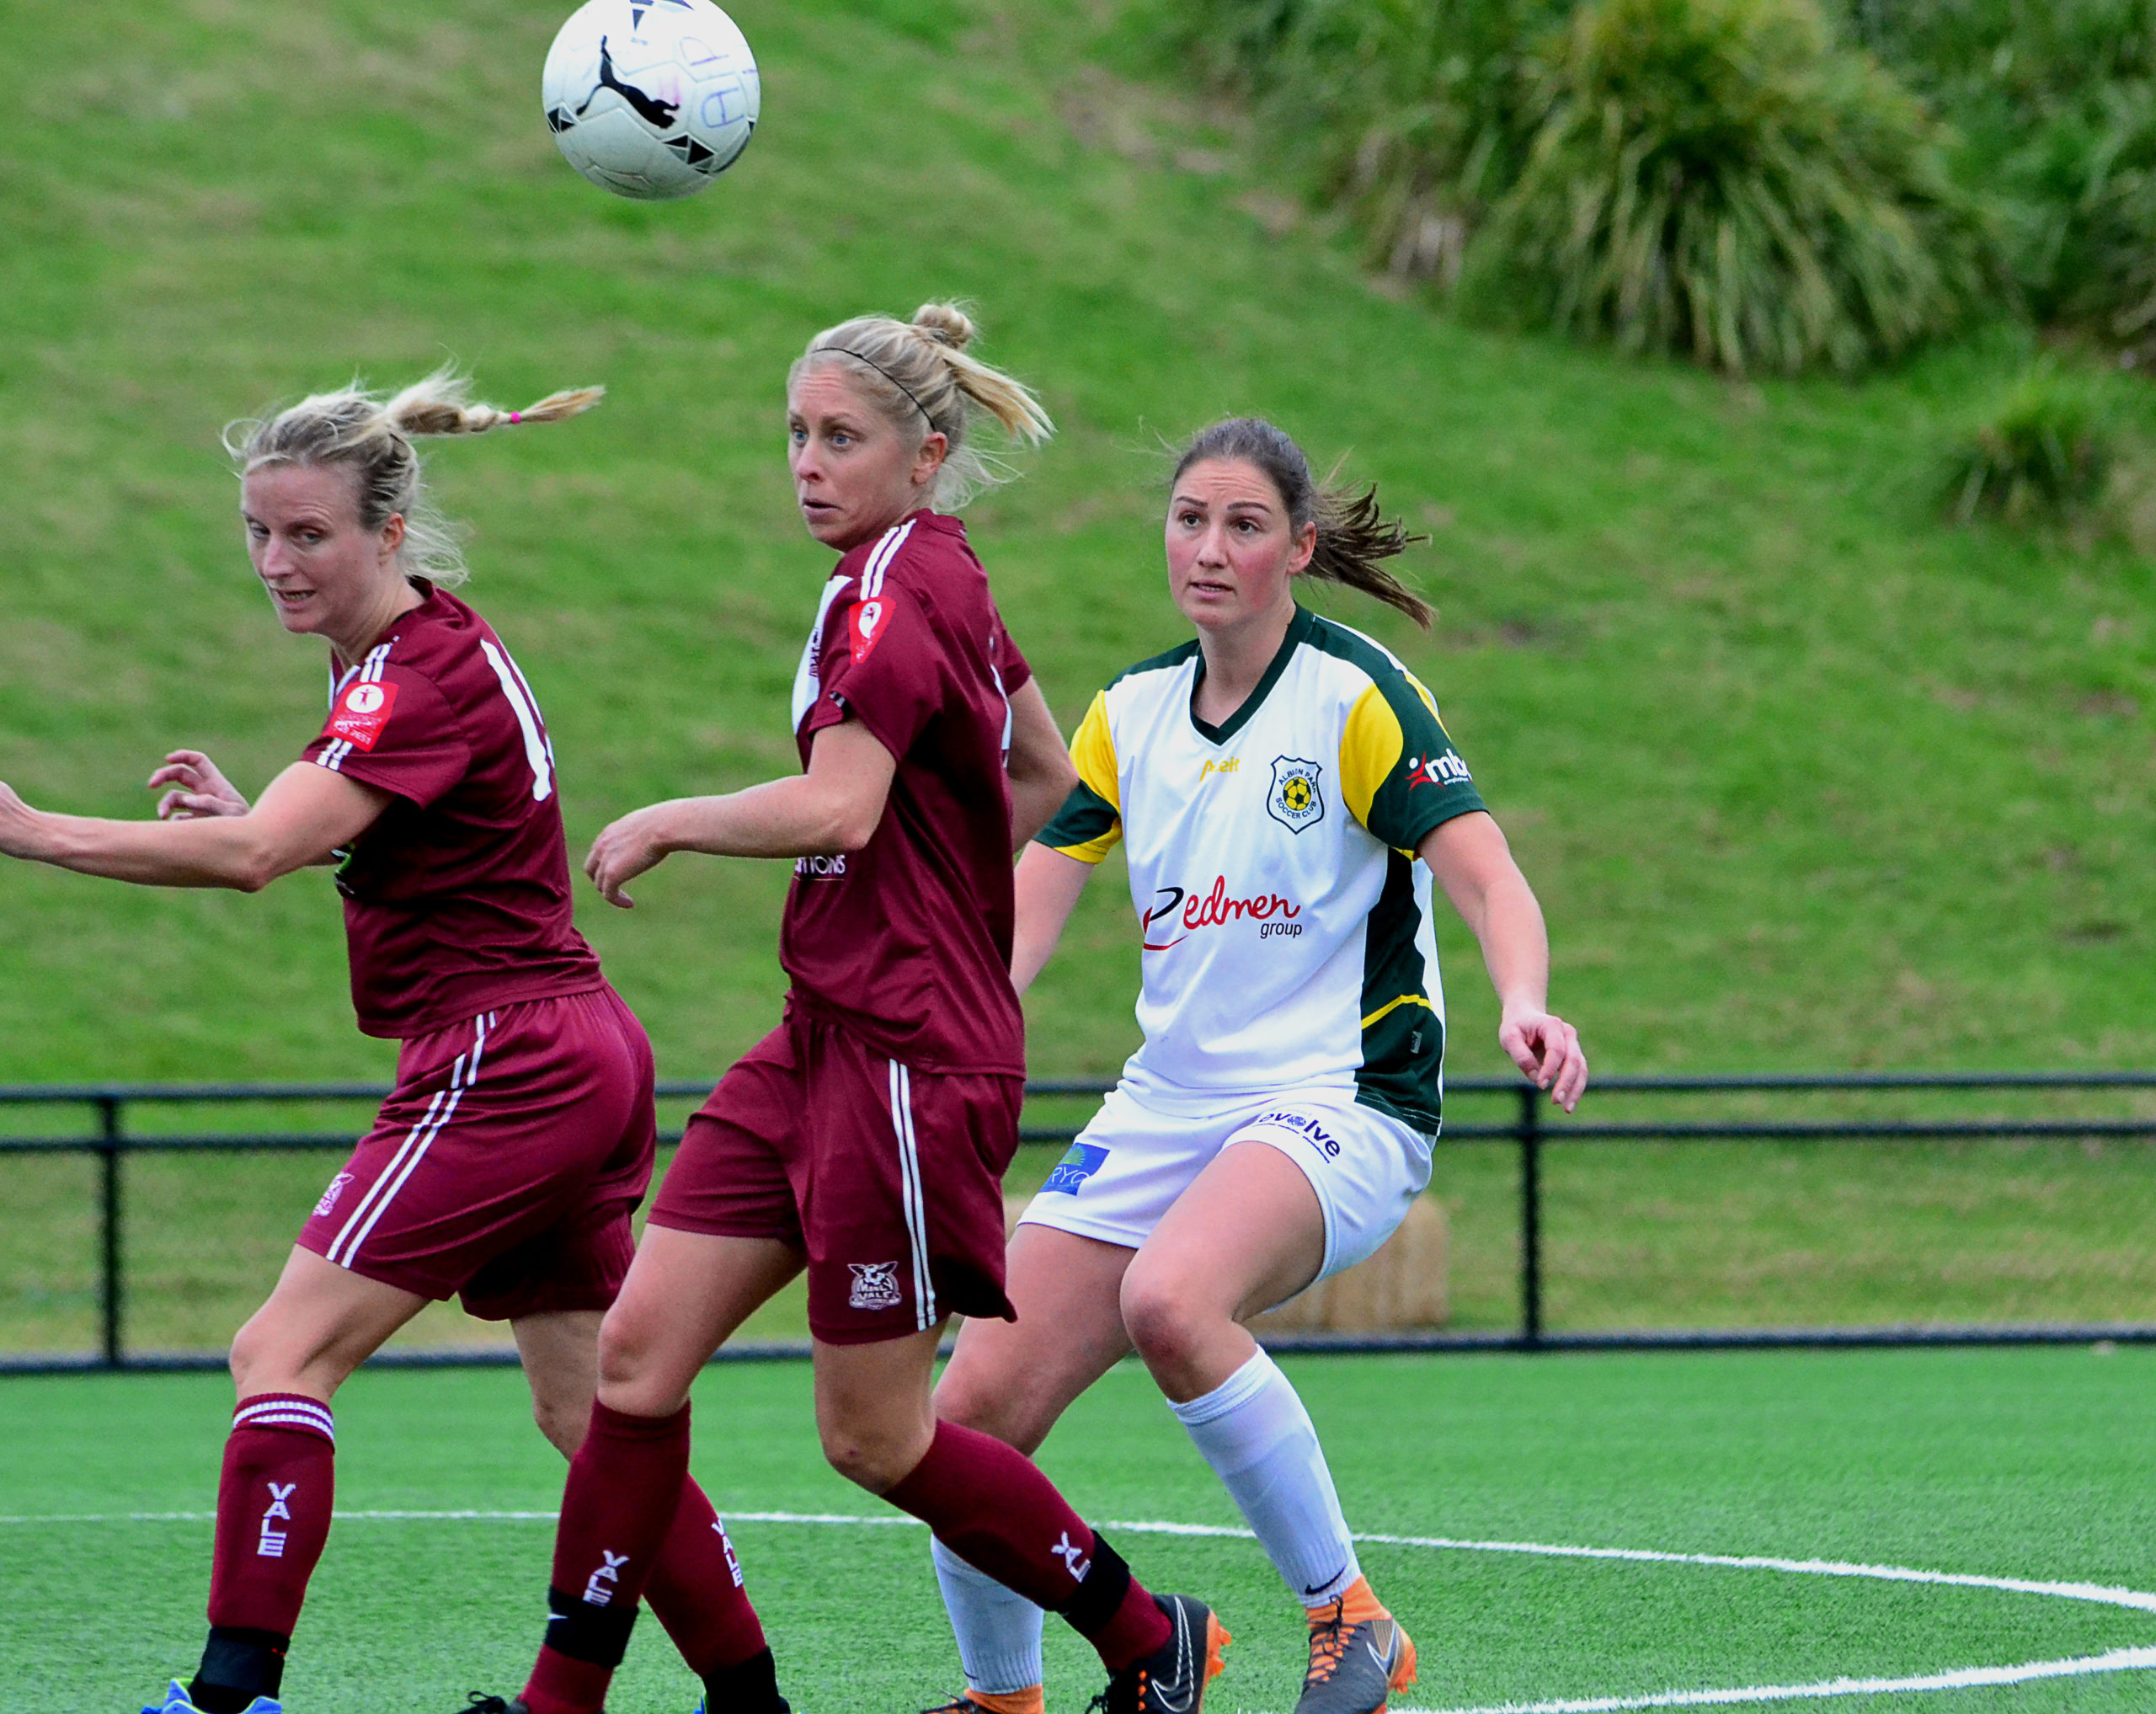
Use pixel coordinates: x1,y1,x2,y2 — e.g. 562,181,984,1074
1339,669,1485,852
1037,688,1123,862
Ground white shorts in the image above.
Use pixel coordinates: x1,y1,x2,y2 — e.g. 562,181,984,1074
1016,1082,1434,1281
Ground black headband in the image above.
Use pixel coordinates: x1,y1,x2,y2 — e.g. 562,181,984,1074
822,345,935,425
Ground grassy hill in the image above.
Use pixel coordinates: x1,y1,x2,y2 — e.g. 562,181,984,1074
4,0,2156,1091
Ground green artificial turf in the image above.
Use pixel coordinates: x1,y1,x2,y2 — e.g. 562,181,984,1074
3,1348,2153,1710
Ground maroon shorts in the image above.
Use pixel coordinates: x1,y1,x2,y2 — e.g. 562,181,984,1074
649,1004,1023,1344
298,985,656,1321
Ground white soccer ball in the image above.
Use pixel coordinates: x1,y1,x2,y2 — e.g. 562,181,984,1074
542,0,760,200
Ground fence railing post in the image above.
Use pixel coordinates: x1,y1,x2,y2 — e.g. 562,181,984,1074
1518,1082,1544,1348
97,1096,123,1370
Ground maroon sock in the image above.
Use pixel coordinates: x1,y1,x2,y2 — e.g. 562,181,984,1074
644,1476,767,1677
522,1399,691,1714
205,1394,338,1638
883,1421,1171,1670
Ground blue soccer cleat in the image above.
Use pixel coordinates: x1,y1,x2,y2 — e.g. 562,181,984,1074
141,1683,281,1714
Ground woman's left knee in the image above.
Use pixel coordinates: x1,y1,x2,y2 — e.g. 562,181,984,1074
1119,1261,1221,1369
817,1415,925,1492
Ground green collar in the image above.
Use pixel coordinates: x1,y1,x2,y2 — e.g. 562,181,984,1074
1190,605,1315,745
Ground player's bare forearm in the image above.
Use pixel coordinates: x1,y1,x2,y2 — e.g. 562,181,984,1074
625,777,870,862
0,762,384,892
1011,843,1092,995
585,719,898,907
1421,809,1588,1108
1005,680,1079,853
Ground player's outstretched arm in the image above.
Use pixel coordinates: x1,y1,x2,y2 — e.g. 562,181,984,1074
584,718,899,908
1006,679,1080,853
0,761,388,893
1419,809,1588,1111
1011,841,1092,996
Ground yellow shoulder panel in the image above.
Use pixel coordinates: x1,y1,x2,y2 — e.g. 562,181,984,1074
1069,689,1120,810
1340,681,1406,829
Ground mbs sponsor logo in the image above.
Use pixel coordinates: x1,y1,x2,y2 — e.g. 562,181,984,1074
1142,877,1304,950
1405,750,1472,789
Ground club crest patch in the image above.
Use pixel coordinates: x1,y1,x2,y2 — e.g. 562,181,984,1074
848,598,889,664
1267,756,1326,834
312,1171,355,1218
327,680,398,751
847,1260,903,1311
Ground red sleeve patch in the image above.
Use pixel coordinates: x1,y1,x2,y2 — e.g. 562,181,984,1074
848,598,890,665
327,679,399,751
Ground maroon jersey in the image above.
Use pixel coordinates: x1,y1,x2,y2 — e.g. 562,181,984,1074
782,510,1031,1075
301,584,602,1038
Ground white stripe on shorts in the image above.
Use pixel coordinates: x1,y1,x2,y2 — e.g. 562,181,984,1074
889,1060,936,1329
326,1012,492,1270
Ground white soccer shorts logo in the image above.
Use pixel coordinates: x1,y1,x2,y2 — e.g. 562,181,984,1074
1052,1531,1092,1581
312,1172,355,1217
584,1548,631,1605
256,1482,296,1558
847,1261,903,1311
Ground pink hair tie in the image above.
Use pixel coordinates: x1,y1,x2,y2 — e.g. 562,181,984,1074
509,412,522,424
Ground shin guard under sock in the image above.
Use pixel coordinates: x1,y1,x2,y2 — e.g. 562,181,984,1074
523,1399,691,1714
1171,1348,1361,1607
883,1421,1171,1670
195,1394,336,1706
645,1477,769,1679
931,1533,1047,1695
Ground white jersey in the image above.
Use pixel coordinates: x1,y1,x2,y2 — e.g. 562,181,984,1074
1040,606,1485,1131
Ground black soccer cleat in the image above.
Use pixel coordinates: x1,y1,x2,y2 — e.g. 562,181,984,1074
1090,1594,1230,1714
456,1696,529,1714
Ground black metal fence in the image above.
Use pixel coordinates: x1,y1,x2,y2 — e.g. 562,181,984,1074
6,1071,2156,1374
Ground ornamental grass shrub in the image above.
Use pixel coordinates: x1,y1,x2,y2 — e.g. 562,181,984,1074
1170,0,1568,282
1843,0,2156,360
1940,362,2114,527
2009,93,2156,364
1459,0,1987,374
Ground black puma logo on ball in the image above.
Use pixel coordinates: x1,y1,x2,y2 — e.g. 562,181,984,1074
576,35,680,130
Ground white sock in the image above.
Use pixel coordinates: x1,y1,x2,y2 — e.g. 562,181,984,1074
1171,1348,1362,1607
932,1533,1047,1695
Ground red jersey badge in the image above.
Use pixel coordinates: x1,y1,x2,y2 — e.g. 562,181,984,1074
848,598,889,665
328,679,399,751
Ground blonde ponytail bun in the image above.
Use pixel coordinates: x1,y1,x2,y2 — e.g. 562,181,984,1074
910,302,979,350
794,304,1054,508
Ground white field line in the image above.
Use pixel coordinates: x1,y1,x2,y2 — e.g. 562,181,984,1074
10,1507,2153,1709
1401,1645,2156,1713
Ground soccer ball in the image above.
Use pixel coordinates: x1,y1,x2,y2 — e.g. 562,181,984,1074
542,0,760,200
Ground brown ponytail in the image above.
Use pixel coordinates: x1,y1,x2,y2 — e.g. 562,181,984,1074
1171,418,1433,628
